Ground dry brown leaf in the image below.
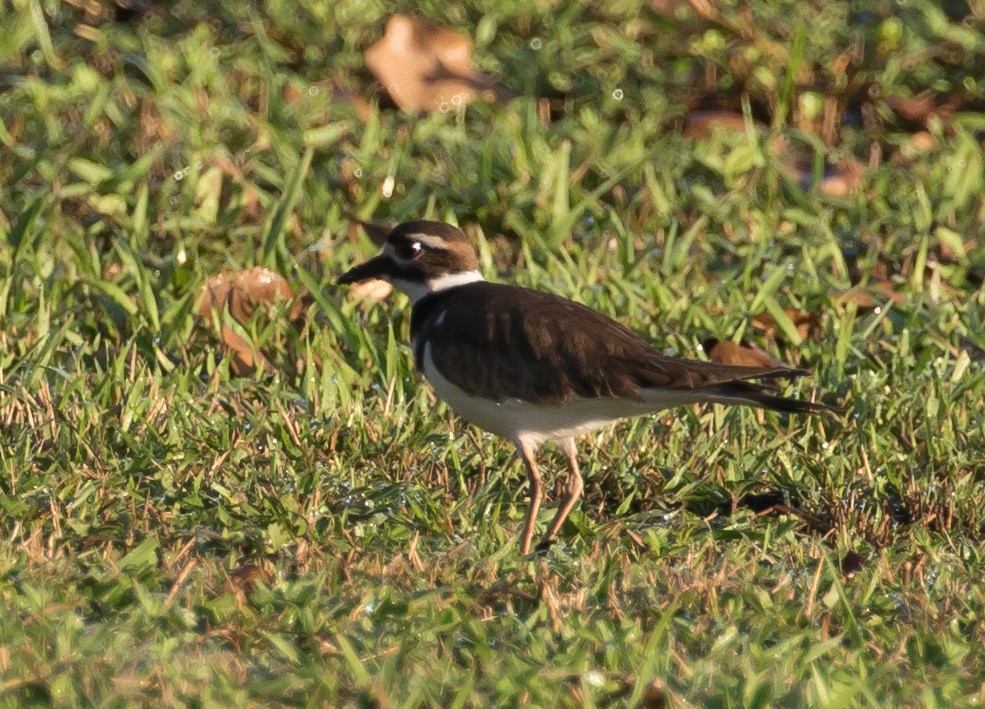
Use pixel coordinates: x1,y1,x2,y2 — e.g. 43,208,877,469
702,337,788,368
196,267,304,373
365,15,512,113
684,112,793,168
887,91,937,122
197,267,301,321
683,111,751,139
750,308,817,341
830,287,880,310
830,282,907,310
885,90,957,124
349,279,393,302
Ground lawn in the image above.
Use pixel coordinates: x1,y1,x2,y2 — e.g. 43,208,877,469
1,0,985,705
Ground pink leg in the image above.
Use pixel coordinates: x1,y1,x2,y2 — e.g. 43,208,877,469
517,439,543,554
540,438,584,547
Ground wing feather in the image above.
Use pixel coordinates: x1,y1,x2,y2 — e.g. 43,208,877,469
416,283,803,404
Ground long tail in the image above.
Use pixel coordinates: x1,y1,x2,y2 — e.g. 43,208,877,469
710,378,845,416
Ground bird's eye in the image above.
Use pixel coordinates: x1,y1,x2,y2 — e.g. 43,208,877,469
396,240,423,260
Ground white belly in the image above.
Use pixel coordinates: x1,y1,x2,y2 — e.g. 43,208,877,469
420,344,705,447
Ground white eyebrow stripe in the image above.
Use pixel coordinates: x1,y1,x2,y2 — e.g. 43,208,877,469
407,233,450,249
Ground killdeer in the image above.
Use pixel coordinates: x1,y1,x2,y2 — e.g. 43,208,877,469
339,220,841,553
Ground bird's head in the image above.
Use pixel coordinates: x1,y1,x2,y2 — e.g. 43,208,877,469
338,220,484,303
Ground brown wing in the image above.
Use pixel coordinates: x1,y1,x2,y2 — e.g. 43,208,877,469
419,283,805,404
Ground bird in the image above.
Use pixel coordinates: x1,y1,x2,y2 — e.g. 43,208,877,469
338,219,842,553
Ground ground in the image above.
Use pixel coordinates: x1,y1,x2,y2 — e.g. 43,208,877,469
1,0,984,706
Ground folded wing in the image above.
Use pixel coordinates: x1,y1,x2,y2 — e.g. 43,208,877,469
418,283,820,409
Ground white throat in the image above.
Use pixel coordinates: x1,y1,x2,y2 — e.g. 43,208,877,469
392,270,484,305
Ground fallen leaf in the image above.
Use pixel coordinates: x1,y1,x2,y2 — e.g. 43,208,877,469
830,288,880,310
830,282,907,310
885,90,957,125
349,279,393,302
197,267,302,322
685,111,808,183
683,111,751,139
750,308,817,341
196,267,304,373
886,91,937,122
702,337,789,368
364,15,513,113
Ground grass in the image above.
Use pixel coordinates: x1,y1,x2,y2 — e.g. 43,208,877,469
2,0,985,705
